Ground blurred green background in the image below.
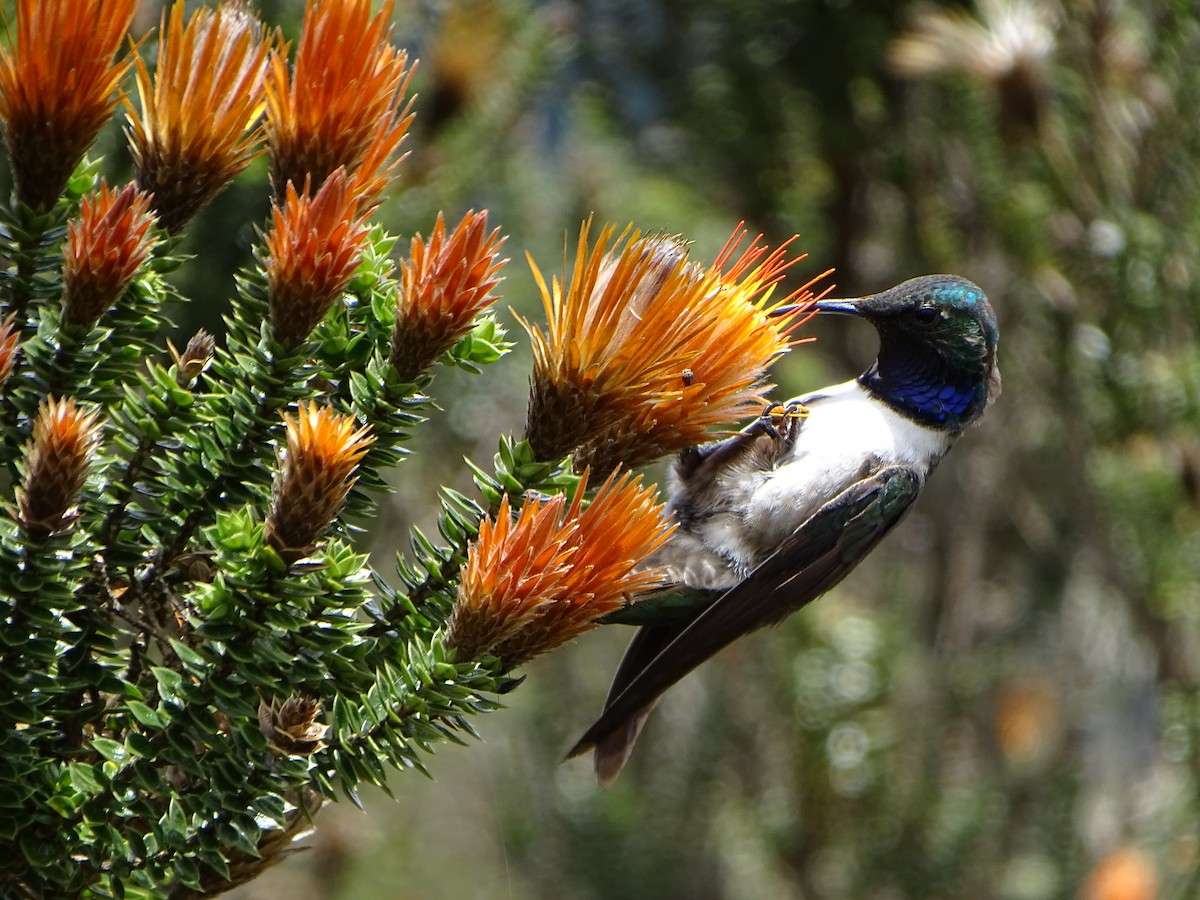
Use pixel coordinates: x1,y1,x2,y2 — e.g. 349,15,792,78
86,0,1200,897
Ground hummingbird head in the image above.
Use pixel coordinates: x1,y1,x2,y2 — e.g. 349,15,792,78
809,274,1000,430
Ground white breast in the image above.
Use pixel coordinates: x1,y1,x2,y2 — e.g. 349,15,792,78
688,380,952,581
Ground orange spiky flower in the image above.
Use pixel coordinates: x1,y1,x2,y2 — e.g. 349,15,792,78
0,315,19,388
266,0,414,205
390,210,507,381
447,470,674,668
575,227,829,474
127,2,273,233
265,403,374,560
0,0,137,210
522,221,826,474
264,168,372,346
61,182,158,330
17,397,102,537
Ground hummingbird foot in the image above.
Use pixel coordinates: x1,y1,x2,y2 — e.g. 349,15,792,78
677,401,810,482
758,401,809,446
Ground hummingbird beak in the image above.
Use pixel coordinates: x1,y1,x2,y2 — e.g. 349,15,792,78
811,297,866,316
770,296,866,318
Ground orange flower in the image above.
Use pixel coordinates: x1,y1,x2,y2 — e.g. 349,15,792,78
266,0,414,205
127,2,273,233
264,403,374,559
522,221,825,474
0,315,19,388
995,677,1059,766
17,397,102,537
447,470,674,668
1080,847,1158,900
0,0,137,210
264,168,371,346
61,182,157,330
390,210,507,381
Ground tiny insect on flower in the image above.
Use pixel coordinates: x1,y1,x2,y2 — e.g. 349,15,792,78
522,220,826,475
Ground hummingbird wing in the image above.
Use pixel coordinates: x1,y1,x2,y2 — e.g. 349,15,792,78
566,464,923,783
585,586,725,785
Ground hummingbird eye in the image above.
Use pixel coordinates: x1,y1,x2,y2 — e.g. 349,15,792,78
914,304,940,324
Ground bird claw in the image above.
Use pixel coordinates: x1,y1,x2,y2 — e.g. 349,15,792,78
681,401,810,480
754,401,809,444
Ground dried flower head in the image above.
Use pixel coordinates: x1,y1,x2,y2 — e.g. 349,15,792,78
62,182,158,330
265,403,374,560
17,397,102,537
390,210,507,381
447,470,674,668
266,0,414,205
889,0,1055,136
0,0,137,210
522,221,824,474
169,330,217,387
258,696,328,757
0,315,20,388
264,168,372,346
127,2,273,233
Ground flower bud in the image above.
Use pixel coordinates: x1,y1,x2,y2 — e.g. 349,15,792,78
62,183,157,330
391,210,506,381
17,397,102,537
265,403,374,560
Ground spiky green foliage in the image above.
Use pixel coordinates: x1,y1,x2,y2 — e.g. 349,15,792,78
0,44,547,900
0,157,545,896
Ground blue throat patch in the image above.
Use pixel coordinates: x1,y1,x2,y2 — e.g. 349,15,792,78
862,342,986,429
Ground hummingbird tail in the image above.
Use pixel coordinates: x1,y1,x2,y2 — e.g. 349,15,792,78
563,702,656,787
593,704,654,787
565,623,685,784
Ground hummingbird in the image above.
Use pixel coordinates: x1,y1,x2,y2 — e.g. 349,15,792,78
566,274,1001,785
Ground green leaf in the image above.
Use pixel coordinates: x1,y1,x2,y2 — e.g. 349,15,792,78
163,797,188,838
151,665,186,701
251,793,286,824
127,700,166,729
46,794,79,818
20,828,62,867
173,854,202,890
169,639,210,670
197,847,231,881
125,731,155,758
91,737,128,764
68,762,105,794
